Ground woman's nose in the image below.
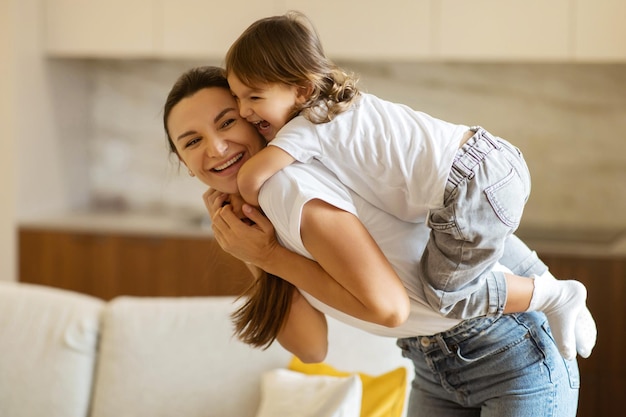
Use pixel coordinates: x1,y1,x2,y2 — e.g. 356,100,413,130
206,138,229,157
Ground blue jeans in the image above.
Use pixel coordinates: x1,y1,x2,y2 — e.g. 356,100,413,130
399,235,580,417
421,127,532,319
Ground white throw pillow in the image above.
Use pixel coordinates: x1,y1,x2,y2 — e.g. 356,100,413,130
256,369,362,417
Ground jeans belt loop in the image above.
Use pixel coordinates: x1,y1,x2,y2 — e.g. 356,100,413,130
481,128,501,150
435,334,454,355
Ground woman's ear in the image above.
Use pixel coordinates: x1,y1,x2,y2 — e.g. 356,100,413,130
178,158,194,177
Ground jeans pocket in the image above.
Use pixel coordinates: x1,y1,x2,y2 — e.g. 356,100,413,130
563,357,581,389
484,168,527,228
541,321,581,389
427,202,465,241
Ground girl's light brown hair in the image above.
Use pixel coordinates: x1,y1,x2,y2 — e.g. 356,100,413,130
225,11,360,124
163,65,295,349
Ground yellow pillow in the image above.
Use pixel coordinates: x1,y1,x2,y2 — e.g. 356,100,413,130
288,356,407,417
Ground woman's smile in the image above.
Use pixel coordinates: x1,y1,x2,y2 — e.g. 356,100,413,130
213,152,244,172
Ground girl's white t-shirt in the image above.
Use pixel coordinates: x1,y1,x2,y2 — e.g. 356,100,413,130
259,159,462,338
269,93,469,223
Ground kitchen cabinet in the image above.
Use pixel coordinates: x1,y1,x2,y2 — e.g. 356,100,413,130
538,252,625,417
159,0,284,58
284,0,432,60
573,0,626,61
17,225,625,414
42,0,626,61
43,0,431,60
435,0,570,61
43,0,286,59
43,0,157,57
18,227,253,300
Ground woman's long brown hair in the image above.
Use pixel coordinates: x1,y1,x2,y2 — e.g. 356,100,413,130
231,273,295,349
163,65,294,349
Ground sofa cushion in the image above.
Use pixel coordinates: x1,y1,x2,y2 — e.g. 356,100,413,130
255,369,362,417
289,357,407,417
0,282,104,417
90,296,291,417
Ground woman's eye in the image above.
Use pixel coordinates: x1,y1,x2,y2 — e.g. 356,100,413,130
221,118,236,129
185,137,201,148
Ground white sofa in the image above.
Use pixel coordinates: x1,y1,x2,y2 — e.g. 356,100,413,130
0,281,413,417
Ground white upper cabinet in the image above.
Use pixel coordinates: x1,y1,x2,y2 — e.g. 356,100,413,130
434,0,571,61
159,0,285,59
284,0,432,61
573,0,626,61
44,0,156,57
42,0,626,61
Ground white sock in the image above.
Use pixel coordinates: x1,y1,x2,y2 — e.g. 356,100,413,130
574,306,597,358
528,273,588,360
539,271,597,359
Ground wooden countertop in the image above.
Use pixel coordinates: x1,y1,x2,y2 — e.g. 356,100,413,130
19,210,213,238
516,226,626,258
19,211,626,257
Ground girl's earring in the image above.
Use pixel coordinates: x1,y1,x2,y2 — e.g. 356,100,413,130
188,169,195,177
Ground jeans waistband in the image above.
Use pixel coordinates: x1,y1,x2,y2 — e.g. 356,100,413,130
402,314,503,355
448,126,501,186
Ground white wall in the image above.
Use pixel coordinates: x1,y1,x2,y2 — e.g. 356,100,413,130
1,0,91,281
13,1,91,219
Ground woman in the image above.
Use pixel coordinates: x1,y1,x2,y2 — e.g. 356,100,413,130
163,66,580,416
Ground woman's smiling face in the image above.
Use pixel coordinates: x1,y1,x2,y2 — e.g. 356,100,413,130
167,86,266,194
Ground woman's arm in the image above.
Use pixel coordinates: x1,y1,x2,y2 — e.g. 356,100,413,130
277,288,329,363
237,146,296,207
208,192,410,328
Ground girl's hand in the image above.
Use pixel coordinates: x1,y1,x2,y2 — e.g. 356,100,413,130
203,188,229,218
203,189,281,269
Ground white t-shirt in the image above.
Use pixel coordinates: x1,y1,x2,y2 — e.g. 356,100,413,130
269,93,469,223
259,160,462,338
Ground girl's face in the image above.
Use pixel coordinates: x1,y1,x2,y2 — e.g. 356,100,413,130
227,73,308,141
167,87,266,194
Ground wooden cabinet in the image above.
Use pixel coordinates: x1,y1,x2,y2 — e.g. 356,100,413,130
538,252,626,417
18,227,253,300
17,226,625,414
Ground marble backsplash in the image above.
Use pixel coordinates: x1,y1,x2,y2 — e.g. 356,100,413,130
69,59,626,231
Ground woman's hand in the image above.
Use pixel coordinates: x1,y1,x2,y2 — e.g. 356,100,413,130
203,188,281,269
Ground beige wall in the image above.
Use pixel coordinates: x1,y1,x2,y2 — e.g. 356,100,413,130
0,0,17,281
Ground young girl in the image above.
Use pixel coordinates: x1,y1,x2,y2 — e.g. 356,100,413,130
225,11,596,360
